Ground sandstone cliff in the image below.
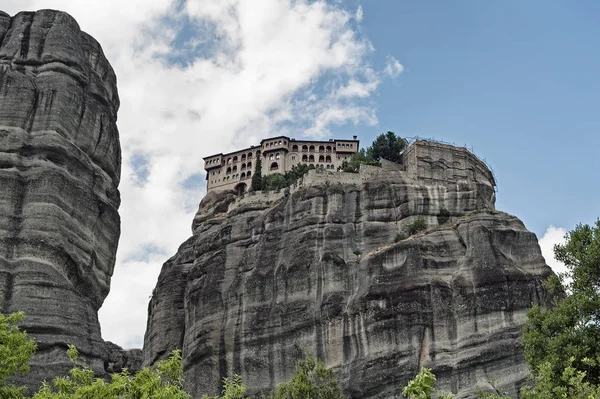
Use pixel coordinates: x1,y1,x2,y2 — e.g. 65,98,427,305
143,141,553,398
0,9,122,386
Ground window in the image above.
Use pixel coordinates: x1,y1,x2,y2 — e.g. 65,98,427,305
326,146,332,152
269,154,274,160
302,155,308,162
247,161,252,169
309,155,315,162
247,171,251,178
270,162,279,171
233,156,238,162
275,153,280,160
292,145,299,151
292,156,296,161
319,155,324,162
326,155,331,163
241,154,246,161
226,167,232,174
241,163,246,170
302,145,308,152
241,172,246,179
319,146,325,153
309,145,315,152
248,152,253,159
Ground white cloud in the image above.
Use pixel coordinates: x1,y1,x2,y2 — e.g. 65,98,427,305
384,55,404,78
0,1,393,348
355,5,363,22
539,225,567,277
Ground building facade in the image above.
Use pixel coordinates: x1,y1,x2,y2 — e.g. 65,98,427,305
203,135,359,193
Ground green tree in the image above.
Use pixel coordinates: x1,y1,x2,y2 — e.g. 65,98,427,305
366,131,408,163
402,367,452,399
523,219,600,389
201,375,247,399
269,356,343,399
252,155,263,191
338,148,379,173
31,346,190,399
0,311,37,398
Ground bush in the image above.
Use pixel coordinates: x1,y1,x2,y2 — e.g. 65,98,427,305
406,218,428,235
394,231,407,242
0,312,37,398
437,208,451,225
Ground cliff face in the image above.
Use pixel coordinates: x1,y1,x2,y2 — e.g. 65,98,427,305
0,10,121,385
143,141,553,398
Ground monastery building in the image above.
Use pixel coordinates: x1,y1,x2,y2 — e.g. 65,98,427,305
204,135,359,193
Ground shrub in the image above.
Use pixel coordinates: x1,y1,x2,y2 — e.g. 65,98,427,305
406,218,428,235
437,208,451,225
394,231,407,242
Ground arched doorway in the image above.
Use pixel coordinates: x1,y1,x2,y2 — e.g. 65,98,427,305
235,182,247,195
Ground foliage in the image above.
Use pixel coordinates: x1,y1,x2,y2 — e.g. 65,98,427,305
251,155,263,191
338,148,380,173
0,312,37,398
436,208,451,225
520,358,600,399
402,368,452,399
405,218,428,236
268,355,344,399
262,173,287,191
201,375,247,399
31,348,189,399
261,164,316,191
395,231,407,243
523,219,600,389
366,131,408,163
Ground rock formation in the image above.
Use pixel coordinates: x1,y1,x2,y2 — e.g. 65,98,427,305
143,141,553,398
0,9,121,387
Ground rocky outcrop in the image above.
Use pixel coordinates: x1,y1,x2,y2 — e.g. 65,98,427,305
104,341,143,374
0,9,121,387
143,141,553,398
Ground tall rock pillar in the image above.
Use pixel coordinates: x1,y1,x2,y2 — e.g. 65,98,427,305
0,10,121,386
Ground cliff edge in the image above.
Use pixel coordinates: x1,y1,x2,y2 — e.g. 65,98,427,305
143,141,553,398
0,9,123,387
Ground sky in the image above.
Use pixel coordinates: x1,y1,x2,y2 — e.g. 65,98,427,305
0,0,597,349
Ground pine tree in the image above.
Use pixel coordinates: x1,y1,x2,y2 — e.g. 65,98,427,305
251,155,263,191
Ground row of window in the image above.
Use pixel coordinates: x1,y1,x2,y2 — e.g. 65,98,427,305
210,171,252,185
264,140,287,147
225,162,252,174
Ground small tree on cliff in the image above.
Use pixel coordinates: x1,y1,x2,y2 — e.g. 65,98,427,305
251,155,263,191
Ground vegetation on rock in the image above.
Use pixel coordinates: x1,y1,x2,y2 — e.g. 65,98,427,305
339,131,407,173
405,218,428,235
0,312,37,398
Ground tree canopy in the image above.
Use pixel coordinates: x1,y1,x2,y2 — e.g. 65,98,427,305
0,312,37,398
366,131,408,162
523,219,600,389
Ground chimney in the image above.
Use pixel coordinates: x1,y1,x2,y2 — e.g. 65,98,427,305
353,135,357,140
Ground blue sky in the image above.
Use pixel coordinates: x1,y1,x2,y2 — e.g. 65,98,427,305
337,0,600,237
0,0,596,347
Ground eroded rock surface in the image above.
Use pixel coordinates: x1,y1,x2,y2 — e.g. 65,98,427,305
143,141,553,398
0,9,121,387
